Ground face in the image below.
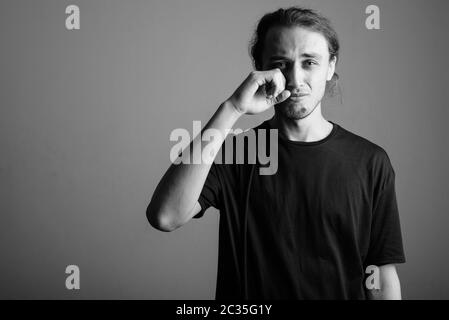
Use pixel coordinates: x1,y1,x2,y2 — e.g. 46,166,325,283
262,26,336,120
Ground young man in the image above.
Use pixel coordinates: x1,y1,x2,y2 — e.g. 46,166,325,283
147,7,405,299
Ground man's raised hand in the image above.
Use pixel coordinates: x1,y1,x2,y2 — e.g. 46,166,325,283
227,68,291,115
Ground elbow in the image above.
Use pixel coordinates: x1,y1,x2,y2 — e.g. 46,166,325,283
146,203,178,232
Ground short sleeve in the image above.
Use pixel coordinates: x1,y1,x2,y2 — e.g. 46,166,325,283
365,150,406,266
194,162,222,219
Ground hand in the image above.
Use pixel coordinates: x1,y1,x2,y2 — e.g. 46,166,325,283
227,68,291,115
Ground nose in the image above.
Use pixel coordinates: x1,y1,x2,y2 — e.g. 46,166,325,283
285,62,306,92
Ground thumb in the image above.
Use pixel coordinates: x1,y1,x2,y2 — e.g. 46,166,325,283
273,90,291,105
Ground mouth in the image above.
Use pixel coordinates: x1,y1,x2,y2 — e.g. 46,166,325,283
289,94,309,101
290,93,309,97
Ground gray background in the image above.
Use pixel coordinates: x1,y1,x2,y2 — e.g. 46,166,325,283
1,0,448,299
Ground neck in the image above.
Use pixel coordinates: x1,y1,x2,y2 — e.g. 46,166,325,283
270,103,333,142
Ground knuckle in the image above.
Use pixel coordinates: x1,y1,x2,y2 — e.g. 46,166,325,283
273,70,283,83
249,71,258,79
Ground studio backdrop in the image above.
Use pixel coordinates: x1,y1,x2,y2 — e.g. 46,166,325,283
1,0,448,299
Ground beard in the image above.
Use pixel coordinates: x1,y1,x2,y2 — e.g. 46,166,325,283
275,98,320,120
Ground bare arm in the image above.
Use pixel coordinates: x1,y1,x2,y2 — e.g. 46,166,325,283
146,101,241,232
366,264,402,300
146,69,291,232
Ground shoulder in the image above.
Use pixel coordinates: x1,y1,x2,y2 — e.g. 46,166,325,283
334,125,397,196
332,123,392,166
337,125,396,186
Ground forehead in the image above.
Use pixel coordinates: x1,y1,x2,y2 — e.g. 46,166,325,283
263,26,330,59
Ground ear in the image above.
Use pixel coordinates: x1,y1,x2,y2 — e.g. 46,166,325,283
327,56,337,81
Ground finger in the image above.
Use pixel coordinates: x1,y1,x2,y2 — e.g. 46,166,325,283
253,69,286,101
271,69,286,97
273,90,291,104
255,68,283,88
265,81,275,97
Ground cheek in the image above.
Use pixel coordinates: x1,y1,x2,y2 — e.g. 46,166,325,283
309,69,329,92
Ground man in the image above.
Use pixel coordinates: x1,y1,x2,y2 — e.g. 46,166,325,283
147,7,405,299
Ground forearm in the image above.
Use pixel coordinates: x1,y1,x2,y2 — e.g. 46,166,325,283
147,100,241,231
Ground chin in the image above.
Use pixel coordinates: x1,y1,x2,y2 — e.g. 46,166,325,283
277,101,311,120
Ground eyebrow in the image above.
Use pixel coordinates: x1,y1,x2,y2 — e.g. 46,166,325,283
269,52,323,60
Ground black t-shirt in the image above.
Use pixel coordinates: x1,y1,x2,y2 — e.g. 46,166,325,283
195,119,405,299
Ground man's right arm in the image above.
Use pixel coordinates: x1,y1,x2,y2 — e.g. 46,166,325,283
146,100,242,231
146,69,291,232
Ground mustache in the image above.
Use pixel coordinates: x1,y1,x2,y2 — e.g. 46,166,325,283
288,88,310,96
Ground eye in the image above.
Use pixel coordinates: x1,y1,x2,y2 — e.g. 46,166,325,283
271,61,287,69
304,60,318,67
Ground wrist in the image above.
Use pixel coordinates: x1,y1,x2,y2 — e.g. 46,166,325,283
222,99,244,121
